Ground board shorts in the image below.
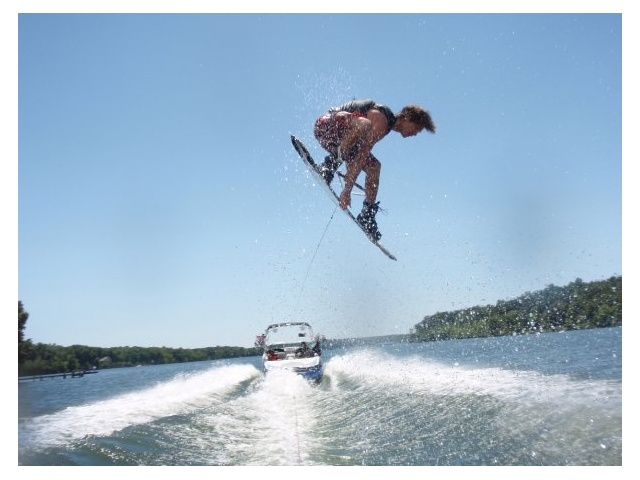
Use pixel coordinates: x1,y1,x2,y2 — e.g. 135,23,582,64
314,111,379,167
314,111,354,157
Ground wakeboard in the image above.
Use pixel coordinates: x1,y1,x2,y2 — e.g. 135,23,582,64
291,135,397,261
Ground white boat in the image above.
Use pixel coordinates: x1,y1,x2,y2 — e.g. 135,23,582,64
255,322,323,382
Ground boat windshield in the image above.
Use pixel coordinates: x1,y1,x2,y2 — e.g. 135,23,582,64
265,323,314,348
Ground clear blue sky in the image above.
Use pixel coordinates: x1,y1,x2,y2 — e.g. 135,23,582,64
15,11,623,349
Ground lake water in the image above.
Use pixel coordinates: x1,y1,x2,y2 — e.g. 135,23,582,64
18,327,622,466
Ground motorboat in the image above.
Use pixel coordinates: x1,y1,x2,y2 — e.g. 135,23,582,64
255,322,323,382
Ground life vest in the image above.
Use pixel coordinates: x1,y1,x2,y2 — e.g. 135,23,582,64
329,99,396,134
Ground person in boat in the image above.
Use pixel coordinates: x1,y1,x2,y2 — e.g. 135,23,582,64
312,340,322,356
314,99,436,240
295,342,312,358
266,350,279,361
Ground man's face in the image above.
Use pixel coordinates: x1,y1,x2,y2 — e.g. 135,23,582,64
400,120,422,138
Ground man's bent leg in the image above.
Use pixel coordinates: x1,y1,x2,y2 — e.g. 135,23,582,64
314,112,353,184
363,154,381,204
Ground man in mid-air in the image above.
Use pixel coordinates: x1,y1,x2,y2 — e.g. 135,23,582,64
314,99,435,240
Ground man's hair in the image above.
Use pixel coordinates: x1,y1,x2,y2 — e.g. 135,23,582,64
397,105,436,133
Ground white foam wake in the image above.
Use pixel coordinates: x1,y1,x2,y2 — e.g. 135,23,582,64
19,363,261,449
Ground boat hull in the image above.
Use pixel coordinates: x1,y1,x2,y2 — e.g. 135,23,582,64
263,356,323,382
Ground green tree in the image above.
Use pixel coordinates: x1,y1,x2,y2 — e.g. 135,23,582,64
18,301,32,366
411,276,622,342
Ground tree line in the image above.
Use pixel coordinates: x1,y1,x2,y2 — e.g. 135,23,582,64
18,301,260,377
410,276,621,342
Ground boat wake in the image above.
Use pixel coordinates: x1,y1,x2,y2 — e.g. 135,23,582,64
18,344,621,465
18,363,261,451
324,348,621,407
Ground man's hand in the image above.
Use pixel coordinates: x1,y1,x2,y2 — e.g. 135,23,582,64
339,188,351,209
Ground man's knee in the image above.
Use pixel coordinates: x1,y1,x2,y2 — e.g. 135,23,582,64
365,154,381,173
